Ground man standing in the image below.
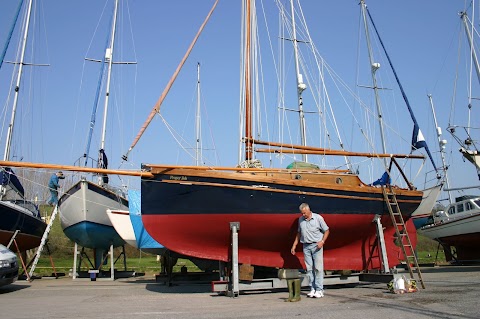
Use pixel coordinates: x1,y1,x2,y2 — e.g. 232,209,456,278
47,171,64,206
291,202,330,298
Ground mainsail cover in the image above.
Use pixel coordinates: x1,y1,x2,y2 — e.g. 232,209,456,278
1,167,25,197
98,149,109,184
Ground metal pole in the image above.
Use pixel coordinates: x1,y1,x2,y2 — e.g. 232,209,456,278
360,0,388,166
427,94,452,203
290,0,308,162
230,222,240,297
373,215,390,274
196,62,202,166
99,0,119,152
73,242,78,279
461,11,480,134
110,244,114,280
3,0,33,162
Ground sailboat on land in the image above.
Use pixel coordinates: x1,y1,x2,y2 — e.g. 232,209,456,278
58,0,130,265
0,0,46,252
131,0,439,271
419,8,480,262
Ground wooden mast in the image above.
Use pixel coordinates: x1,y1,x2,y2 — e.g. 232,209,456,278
244,0,253,161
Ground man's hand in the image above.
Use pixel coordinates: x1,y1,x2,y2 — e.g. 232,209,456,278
290,247,296,255
317,240,325,249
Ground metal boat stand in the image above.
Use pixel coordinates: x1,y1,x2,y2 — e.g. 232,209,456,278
72,243,132,280
212,222,362,297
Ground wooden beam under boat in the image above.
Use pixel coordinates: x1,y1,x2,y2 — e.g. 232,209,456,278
0,160,153,178
250,138,425,159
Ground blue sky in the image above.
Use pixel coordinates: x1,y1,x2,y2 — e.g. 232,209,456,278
0,0,479,201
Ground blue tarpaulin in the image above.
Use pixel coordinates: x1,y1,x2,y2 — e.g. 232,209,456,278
372,171,391,186
128,190,163,249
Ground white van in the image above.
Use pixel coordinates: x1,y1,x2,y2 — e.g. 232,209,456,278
0,244,18,287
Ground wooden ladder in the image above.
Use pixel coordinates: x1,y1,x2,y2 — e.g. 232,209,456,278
382,185,426,289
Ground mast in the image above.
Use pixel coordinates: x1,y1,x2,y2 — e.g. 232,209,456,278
121,0,219,161
3,0,33,163
244,0,253,161
99,0,119,154
428,94,452,203
0,0,24,70
289,0,308,162
195,62,202,166
0,0,32,200
364,2,438,174
360,0,388,165
460,11,480,136
96,0,119,185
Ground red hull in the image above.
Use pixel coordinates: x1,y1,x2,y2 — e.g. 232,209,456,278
143,213,416,270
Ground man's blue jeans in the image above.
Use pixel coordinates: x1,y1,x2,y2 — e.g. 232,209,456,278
48,189,58,205
303,242,324,292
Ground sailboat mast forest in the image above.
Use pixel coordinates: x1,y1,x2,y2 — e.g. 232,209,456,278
0,0,46,252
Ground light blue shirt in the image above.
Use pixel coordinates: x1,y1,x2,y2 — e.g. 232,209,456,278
298,213,329,244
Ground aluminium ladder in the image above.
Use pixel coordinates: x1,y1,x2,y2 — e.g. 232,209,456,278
382,185,425,289
28,205,59,278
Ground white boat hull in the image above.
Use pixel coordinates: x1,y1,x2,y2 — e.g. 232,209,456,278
418,196,480,261
106,209,137,248
58,180,128,249
418,214,480,241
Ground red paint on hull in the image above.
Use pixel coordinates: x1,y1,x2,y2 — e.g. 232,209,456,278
143,214,416,270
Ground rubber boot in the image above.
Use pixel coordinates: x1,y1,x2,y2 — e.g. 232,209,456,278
287,278,301,302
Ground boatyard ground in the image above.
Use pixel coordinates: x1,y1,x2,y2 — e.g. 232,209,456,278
1,265,479,319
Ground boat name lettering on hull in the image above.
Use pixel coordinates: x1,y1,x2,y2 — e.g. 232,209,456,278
169,176,187,181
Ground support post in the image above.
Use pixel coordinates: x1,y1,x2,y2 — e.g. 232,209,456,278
229,222,240,297
373,214,390,273
72,242,78,279
218,261,226,281
122,245,127,271
110,244,114,280
12,238,30,281
7,230,20,249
